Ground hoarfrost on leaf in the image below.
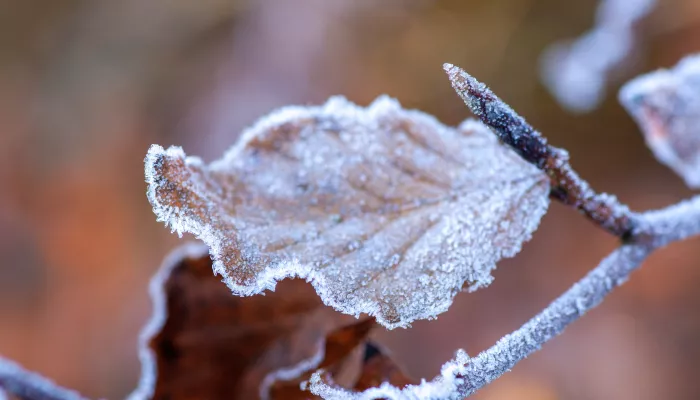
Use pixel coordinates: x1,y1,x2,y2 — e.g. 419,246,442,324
619,54,700,188
145,95,550,329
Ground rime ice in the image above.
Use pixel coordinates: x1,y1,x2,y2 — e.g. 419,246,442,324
145,96,550,329
620,54,700,188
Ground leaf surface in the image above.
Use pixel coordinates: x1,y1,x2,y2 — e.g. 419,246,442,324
145,96,550,328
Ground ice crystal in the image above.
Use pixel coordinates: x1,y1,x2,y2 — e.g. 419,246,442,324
620,54,700,188
145,95,550,328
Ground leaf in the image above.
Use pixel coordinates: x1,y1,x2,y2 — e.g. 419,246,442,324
620,53,700,188
145,95,550,328
129,243,359,400
264,319,376,399
352,343,413,392
266,332,415,400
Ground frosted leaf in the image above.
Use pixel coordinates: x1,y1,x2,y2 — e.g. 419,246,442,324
145,95,550,328
620,54,700,188
541,0,656,112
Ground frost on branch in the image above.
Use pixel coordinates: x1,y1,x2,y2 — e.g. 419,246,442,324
0,356,88,400
145,95,550,328
620,54,700,188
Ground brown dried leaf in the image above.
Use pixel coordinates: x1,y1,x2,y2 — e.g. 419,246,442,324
352,343,414,392
130,243,358,400
265,319,376,400
145,96,550,328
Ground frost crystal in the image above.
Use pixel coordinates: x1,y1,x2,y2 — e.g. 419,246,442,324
541,0,656,112
145,95,550,328
620,54,700,188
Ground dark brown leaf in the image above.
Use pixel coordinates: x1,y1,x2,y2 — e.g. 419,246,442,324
130,243,358,400
265,319,376,400
353,343,414,392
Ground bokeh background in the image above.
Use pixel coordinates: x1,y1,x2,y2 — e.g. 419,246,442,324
2,0,700,399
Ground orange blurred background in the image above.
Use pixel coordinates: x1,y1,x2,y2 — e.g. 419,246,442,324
2,0,700,399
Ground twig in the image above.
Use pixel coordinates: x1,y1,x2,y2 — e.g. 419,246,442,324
307,196,700,399
455,244,651,396
453,195,700,397
444,63,638,239
0,357,89,400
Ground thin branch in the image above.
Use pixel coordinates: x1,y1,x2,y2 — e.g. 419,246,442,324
0,357,89,400
444,63,638,238
636,194,700,246
455,244,651,396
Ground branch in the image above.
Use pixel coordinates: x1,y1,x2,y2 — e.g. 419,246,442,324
444,63,637,238
451,195,700,396
0,357,89,400
636,195,700,246
455,244,650,396
308,195,700,399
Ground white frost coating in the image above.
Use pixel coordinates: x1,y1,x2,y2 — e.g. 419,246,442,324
308,349,470,400
260,343,326,400
619,54,700,188
145,95,550,328
0,356,88,400
541,0,656,112
126,242,209,400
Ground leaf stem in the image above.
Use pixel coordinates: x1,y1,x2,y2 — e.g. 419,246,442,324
444,63,637,238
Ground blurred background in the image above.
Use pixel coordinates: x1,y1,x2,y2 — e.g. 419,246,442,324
2,0,700,398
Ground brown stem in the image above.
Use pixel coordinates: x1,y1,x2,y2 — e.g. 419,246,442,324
444,63,637,238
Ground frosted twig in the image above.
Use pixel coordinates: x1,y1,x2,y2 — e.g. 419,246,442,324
451,196,700,397
444,63,637,238
0,357,89,400
539,0,656,113
636,195,700,246
454,244,651,397
309,195,700,399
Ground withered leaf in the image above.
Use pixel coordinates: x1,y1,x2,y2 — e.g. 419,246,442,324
264,319,376,399
620,54,700,188
129,243,358,400
145,95,550,328
352,343,414,392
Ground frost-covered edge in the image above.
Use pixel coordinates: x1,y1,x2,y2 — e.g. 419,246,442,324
126,242,208,400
